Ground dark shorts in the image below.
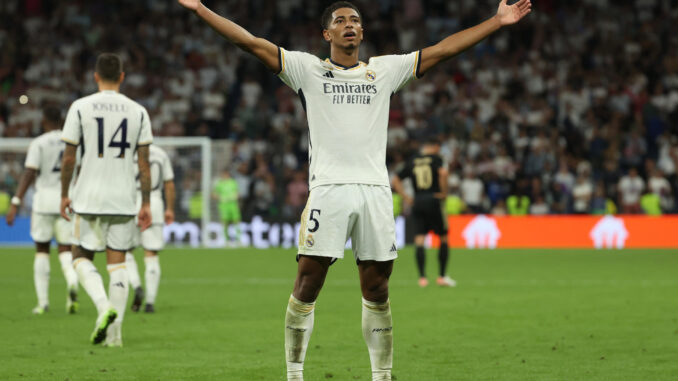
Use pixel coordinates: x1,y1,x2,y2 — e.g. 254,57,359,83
411,196,448,236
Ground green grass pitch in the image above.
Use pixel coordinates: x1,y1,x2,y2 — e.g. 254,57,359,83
0,247,677,380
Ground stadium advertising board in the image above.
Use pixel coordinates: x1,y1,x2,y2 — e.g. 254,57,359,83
164,216,407,249
2,215,676,249
438,215,678,249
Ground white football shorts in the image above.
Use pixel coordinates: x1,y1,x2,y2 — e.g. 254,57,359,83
31,213,72,245
72,214,137,252
297,184,398,262
139,224,164,251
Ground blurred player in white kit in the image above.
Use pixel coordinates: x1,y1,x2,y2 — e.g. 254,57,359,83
125,144,176,313
6,106,80,315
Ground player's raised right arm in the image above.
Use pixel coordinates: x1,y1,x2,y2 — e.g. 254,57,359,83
179,0,279,72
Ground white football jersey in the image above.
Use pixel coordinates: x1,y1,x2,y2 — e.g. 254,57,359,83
278,48,421,189
24,130,65,214
134,145,174,225
62,90,153,215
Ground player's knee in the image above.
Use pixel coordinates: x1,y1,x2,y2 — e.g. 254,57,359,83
35,242,50,253
72,246,93,260
361,279,389,302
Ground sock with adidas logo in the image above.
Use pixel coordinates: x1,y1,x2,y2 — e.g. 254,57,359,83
107,263,128,326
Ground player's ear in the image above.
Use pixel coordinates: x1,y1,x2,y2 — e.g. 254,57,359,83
322,29,331,43
94,72,100,84
118,72,126,84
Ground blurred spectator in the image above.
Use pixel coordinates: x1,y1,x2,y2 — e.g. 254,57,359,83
618,168,645,214
640,190,662,216
648,169,673,212
529,194,549,215
572,174,593,214
460,168,484,213
490,199,507,216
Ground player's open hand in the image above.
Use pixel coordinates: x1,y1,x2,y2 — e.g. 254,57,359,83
164,209,175,225
496,0,531,26
60,197,72,221
178,0,200,11
138,204,152,232
5,205,17,226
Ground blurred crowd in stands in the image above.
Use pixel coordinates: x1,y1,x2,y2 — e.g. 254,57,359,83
1,0,678,219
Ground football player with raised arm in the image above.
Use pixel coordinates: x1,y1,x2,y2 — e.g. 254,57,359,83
179,0,531,379
5,106,80,315
60,53,153,347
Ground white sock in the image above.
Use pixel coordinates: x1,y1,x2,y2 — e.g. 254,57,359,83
73,258,109,314
144,256,161,304
58,251,79,290
33,253,50,307
362,298,393,381
125,252,142,289
107,264,129,325
285,295,315,381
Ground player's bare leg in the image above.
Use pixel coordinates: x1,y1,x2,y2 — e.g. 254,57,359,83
143,249,160,313
285,255,331,381
32,241,51,314
72,245,117,344
413,235,428,287
104,248,128,347
436,236,456,287
57,243,79,313
359,260,394,381
125,250,144,312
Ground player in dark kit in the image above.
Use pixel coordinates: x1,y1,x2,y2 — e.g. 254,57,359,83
392,139,456,287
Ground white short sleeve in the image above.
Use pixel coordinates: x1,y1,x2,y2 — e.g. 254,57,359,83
376,51,422,93
278,48,316,92
61,102,82,146
161,150,174,182
24,140,40,169
137,108,153,146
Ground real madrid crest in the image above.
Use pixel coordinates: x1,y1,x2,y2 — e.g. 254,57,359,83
306,234,315,248
366,70,376,82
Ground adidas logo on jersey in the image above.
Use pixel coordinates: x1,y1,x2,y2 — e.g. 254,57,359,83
323,71,334,78
390,244,397,252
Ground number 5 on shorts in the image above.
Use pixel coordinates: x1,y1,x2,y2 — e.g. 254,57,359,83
308,209,321,232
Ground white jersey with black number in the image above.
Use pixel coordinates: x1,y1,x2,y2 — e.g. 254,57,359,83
24,130,65,214
134,145,174,224
278,48,421,189
61,90,153,216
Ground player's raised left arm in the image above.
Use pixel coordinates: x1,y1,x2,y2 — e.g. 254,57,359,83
60,144,78,221
419,0,531,76
137,145,152,231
